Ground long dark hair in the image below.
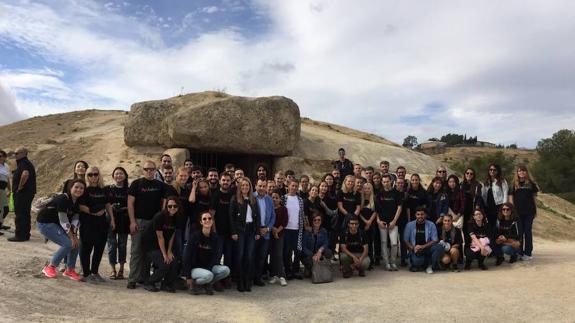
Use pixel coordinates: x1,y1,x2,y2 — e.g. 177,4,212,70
486,163,504,187
67,178,86,196
112,166,129,188
446,174,460,193
163,196,182,217
426,176,444,194
73,160,89,179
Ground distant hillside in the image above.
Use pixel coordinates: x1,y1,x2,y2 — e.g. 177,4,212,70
426,146,538,169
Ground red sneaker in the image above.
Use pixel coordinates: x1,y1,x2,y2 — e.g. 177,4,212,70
42,265,57,278
63,269,82,281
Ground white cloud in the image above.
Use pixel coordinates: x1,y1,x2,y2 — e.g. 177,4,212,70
0,0,574,147
0,81,25,125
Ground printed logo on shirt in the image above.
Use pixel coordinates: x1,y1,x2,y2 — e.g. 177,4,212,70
141,187,160,193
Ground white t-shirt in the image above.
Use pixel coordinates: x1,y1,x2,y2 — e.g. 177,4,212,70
246,203,253,223
285,195,300,230
0,163,9,183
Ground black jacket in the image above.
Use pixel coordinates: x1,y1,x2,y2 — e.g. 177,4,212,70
229,197,261,235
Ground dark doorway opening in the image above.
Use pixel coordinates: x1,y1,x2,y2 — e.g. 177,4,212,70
188,149,274,181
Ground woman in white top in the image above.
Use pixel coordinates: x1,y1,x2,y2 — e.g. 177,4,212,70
0,150,11,233
483,163,508,230
281,180,305,280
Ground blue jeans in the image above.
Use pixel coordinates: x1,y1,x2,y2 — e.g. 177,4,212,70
234,225,256,285
283,229,301,276
191,265,230,285
519,214,534,256
216,233,234,268
494,243,520,256
409,244,444,269
107,229,128,265
37,222,78,269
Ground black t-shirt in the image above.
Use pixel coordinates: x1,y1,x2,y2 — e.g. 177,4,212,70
468,222,491,241
406,187,428,216
13,157,36,195
342,230,367,253
497,218,519,240
196,232,214,269
334,158,354,178
304,198,322,225
143,212,176,252
128,178,166,220
337,191,361,215
439,227,463,246
509,180,539,216
191,194,214,226
82,186,109,213
170,185,191,231
37,194,79,224
105,185,130,234
415,222,426,245
213,190,233,236
298,190,310,200
376,189,402,223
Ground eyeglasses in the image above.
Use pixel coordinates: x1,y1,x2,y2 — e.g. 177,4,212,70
87,173,99,177
143,168,155,172
167,205,179,209
202,217,212,221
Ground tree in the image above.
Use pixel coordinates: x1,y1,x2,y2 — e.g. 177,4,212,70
452,151,516,184
402,135,418,149
532,129,575,193
428,138,439,142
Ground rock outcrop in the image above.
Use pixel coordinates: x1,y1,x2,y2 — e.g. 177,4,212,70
124,91,301,156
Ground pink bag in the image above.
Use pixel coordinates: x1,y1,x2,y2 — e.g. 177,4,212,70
471,237,492,256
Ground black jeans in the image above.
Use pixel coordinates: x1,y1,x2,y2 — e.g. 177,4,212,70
80,214,108,277
14,192,34,239
147,249,178,286
253,238,270,281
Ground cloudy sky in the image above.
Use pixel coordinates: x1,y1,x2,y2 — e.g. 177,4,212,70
1,0,574,148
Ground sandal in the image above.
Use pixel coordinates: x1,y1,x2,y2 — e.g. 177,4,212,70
116,269,124,280
109,269,117,280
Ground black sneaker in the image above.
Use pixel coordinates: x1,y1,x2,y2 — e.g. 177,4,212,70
358,270,366,277
253,279,265,287
191,285,203,295
213,281,224,292
509,255,518,263
7,236,27,242
126,282,137,289
293,272,303,280
1,225,10,230
205,284,214,295
479,263,488,270
343,271,352,278
163,285,176,293
495,256,504,266
409,266,418,272
144,283,159,292
464,262,471,270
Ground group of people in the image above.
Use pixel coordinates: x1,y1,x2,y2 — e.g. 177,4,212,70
0,147,539,295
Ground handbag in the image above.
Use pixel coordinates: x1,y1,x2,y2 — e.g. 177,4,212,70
449,208,463,229
312,257,333,284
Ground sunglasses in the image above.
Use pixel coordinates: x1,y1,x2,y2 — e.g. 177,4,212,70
202,217,212,221
437,170,446,173
87,173,99,177
502,208,511,211
143,167,156,171
167,205,179,209
465,172,474,175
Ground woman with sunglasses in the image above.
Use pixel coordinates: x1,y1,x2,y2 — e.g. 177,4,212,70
183,211,230,295
37,179,85,281
302,212,331,277
483,164,508,229
105,167,130,279
142,196,179,293
494,202,521,265
79,166,115,282
509,165,539,260
461,168,484,235
0,150,11,233
229,177,261,292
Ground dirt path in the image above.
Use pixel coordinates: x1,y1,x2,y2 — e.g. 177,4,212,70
0,226,573,322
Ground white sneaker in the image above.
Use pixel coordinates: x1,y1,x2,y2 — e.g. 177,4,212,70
268,276,279,284
385,264,392,271
391,264,398,271
426,266,433,274
279,277,287,286
521,255,533,261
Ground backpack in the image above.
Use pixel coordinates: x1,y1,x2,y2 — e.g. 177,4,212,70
32,193,60,213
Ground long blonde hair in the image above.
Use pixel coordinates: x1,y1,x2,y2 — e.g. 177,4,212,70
172,166,189,195
235,177,256,205
513,165,534,190
341,175,356,194
86,166,104,188
361,183,375,210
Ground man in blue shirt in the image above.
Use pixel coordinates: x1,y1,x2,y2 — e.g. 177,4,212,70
403,206,444,273
253,179,275,286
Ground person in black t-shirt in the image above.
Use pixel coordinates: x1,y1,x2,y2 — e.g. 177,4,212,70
105,167,130,280
37,179,85,281
61,160,88,194
169,167,191,264
127,161,167,289
142,197,179,293
337,175,361,234
318,180,338,255
212,172,234,289
332,148,354,179
340,216,370,278
465,209,492,271
274,171,287,196
394,177,409,266
79,166,114,282
508,165,539,260
9,147,36,242
207,168,219,193
375,175,403,271
183,212,230,295
298,175,311,200
437,214,463,271
494,202,521,265
188,178,215,233
405,174,429,223
359,183,377,269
